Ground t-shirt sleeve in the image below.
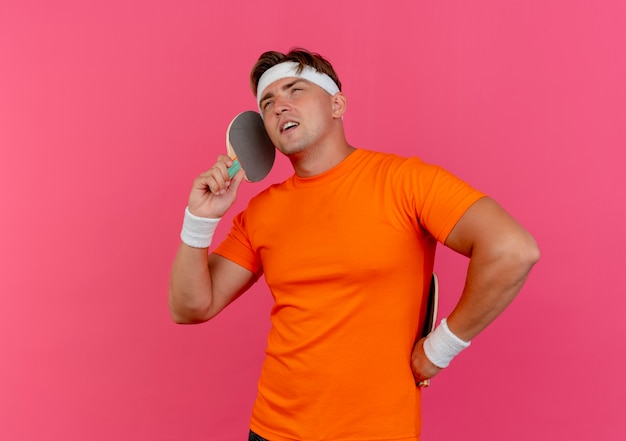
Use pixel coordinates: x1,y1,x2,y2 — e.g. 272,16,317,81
213,210,262,274
400,158,486,243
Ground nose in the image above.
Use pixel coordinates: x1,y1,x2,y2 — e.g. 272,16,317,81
273,94,291,115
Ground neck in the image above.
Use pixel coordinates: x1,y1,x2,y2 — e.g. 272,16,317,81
289,139,355,178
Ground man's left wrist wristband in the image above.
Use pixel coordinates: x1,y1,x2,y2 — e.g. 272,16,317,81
423,318,471,368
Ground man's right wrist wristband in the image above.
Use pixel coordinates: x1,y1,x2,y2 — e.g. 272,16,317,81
180,207,221,248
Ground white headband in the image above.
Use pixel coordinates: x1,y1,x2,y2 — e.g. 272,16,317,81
256,61,340,111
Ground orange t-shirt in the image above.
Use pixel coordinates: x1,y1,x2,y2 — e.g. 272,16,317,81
214,149,485,441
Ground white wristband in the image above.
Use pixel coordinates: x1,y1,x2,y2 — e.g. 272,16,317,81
423,318,471,368
180,207,220,248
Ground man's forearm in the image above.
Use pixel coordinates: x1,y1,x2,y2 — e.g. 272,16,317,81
447,232,540,341
169,244,214,324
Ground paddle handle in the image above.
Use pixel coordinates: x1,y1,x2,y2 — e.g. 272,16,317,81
228,158,242,179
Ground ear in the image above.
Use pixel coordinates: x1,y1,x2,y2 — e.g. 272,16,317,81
331,92,347,119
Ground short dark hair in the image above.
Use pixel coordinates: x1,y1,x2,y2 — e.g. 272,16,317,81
250,48,342,96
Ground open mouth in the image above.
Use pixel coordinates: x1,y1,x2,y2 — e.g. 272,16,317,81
281,121,299,133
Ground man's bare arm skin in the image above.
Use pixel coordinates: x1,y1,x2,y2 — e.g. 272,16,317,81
169,249,259,324
412,197,540,382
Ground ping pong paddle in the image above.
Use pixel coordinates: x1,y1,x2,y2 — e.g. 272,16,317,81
417,272,439,388
225,110,275,182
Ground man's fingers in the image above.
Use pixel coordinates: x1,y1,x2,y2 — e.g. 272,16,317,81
196,158,238,195
192,173,222,196
411,338,442,387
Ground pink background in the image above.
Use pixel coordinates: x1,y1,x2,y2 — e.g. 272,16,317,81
1,0,624,440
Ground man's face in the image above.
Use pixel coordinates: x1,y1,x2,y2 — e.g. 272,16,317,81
258,76,335,156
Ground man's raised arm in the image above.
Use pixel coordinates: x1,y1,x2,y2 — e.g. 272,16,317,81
168,155,257,323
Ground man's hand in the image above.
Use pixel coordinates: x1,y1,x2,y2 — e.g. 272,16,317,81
188,155,245,219
411,337,442,386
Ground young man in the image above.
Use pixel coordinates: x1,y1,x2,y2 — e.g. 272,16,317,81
169,49,540,441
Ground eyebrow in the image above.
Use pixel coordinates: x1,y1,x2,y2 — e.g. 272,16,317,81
259,79,308,105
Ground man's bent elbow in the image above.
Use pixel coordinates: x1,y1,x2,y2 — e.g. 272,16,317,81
508,231,541,278
169,307,211,324
168,289,212,324
521,232,541,268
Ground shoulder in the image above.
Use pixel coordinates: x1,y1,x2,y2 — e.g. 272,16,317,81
352,149,431,173
241,176,293,215
356,149,443,183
